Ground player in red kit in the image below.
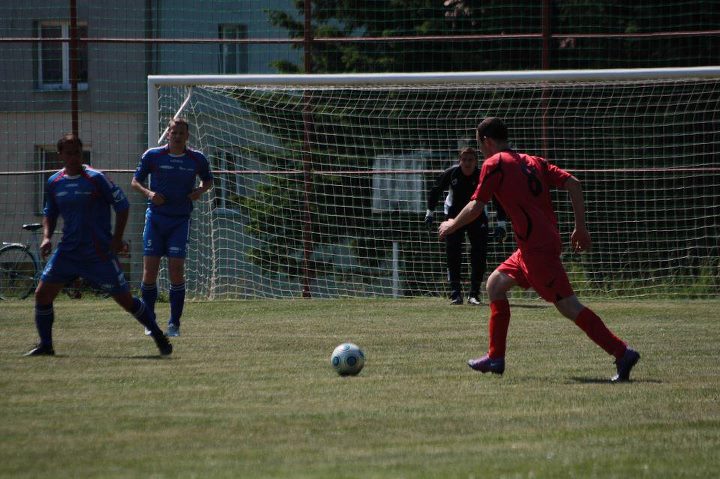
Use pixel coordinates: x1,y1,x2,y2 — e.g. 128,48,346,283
438,117,640,382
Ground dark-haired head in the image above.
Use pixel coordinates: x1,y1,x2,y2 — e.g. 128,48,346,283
168,117,190,132
476,117,508,143
57,133,82,153
459,146,478,159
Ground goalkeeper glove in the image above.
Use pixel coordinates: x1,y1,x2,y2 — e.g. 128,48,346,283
424,210,434,231
494,221,508,243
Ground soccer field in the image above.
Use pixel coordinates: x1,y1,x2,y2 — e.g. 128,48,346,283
1,299,718,478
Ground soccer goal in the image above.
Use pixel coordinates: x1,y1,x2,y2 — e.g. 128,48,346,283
148,67,720,300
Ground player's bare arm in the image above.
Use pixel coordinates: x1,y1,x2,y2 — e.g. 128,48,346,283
564,175,592,252
131,176,165,205
438,199,486,240
40,216,57,258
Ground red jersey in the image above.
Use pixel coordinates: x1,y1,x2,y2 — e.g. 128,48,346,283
472,150,572,253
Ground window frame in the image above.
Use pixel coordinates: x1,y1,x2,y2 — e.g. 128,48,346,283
36,21,89,91
219,24,249,74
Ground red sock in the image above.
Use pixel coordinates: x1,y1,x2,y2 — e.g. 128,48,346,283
574,307,626,359
488,299,510,359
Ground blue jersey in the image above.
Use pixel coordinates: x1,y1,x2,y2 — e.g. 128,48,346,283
134,145,213,218
44,166,130,260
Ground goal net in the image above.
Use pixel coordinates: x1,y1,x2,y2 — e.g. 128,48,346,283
148,67,720,300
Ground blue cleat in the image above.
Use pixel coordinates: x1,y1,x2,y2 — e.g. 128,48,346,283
167,323,180,337
468,354,505,375
611,348,640,382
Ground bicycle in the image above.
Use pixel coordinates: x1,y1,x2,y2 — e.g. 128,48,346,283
0,223,111,300
0,223,44,300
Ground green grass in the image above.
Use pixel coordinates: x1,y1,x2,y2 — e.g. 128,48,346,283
1,298,719,478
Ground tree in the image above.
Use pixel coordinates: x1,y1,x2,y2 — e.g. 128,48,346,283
268,0,541,73
269,1,720,73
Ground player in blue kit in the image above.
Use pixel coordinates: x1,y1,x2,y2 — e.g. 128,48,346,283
25,134,172,357
131,118,213,337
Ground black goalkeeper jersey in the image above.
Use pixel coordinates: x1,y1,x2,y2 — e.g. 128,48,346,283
427,165,506,222
428,165,481,219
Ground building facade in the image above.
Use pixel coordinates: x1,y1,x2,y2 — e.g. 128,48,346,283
0,1,299,286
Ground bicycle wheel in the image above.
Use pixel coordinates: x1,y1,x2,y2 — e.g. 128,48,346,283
0,244,38,300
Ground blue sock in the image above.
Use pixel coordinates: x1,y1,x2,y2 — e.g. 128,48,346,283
169,282,185,327
34,303,54,347
131,297,161,334
141,282,158,315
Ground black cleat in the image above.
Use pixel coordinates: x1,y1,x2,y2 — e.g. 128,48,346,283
151,331,173,356
611,348,640,382
450,295,463,305
24,343,55,356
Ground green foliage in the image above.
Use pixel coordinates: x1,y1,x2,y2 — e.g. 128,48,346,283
268,1,720,72
268,0,542,73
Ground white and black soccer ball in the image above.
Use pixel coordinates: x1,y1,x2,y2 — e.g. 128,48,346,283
330,342,365,376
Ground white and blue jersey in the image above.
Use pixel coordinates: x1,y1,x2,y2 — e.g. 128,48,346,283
134,145,213,218
41,166,131,294
44,166,130,260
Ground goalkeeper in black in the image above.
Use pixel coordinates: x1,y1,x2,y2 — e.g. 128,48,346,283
425,147,507,305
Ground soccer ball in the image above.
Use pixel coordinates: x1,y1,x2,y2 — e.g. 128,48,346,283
330,342,365,376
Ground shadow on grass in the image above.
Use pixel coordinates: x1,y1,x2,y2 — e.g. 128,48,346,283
21,354,170,360
107,355,171,360
57,354,174,360
20,353,172,360
567,376,662,384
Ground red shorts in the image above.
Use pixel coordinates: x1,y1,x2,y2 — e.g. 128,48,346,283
497,249,575,303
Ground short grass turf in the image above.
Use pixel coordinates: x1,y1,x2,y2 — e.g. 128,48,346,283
1,299,719,478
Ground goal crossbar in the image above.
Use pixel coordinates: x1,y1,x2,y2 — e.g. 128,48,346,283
148,66,720,147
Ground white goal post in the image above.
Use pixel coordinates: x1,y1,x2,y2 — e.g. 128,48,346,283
148,67,720,300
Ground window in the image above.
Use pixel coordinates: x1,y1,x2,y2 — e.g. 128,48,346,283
35,145,91,214
219,24,248,74
37,22,88,90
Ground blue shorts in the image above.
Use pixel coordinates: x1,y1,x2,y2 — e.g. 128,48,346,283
41,250,130,295
143,210,191,258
